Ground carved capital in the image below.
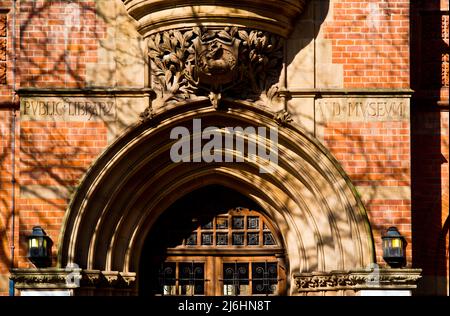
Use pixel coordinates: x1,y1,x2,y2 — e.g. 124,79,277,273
81,270,102,287
101,271,120,287
10,268,82,289
294,268,422,292
119,272,137,287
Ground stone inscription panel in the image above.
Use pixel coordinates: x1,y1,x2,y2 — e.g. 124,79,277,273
21,97,117,122
317,98,409,122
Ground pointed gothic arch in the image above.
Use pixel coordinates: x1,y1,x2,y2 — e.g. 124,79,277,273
58,99,375,295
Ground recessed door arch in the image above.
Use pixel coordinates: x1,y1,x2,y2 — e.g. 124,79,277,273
58,99,375,295
140,185,288,296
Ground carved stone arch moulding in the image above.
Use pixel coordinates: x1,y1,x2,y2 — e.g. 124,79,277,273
58,100,376,295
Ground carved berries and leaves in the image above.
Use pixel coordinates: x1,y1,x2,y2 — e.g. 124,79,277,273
148,29,199,108
146,26,284,112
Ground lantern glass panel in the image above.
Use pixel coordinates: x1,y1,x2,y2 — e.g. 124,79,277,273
391,238,401,248
30,238,38,248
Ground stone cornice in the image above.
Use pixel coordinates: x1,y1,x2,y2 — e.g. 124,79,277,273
294,269,422,292
281,89,415,98
16,88,414,99
17,88,156,98
122,0,308,38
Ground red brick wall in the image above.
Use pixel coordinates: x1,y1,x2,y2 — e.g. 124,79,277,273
324,0,410,88
324,121,411,266
19,0,106,88
0,110,12,276
17,121,107,269
0,108,19,296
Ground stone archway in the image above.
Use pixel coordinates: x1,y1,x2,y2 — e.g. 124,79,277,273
57,99,375,295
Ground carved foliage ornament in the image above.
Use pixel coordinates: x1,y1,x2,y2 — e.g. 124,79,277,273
294,269,422,292
147,27,284,111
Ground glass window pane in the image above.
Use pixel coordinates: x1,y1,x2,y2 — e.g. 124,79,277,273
186,233,197,246
158,263,176,295
180,285,195,295
163,285,176,295
252,262,278,295
201,233,213,245
216,217,228,229
247,216,259,229
202,220,213,229
232,232,244,245
216,233,228,245
223,263,249,296
263,232,276,245
247,233,259,245
223,264,235,281
179,263,192,284
179,263,204,295
223,284,235,296
232,216,244,229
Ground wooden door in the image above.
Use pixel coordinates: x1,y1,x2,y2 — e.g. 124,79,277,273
152,208,286,296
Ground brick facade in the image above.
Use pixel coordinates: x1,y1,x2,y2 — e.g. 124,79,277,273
324,0,410,88
323,121,412,265
17,120,107,268
0,0,448,296
19,0,106,88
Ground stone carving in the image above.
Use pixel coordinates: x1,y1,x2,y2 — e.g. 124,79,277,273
442,15,449,88
273,110,293,126
11,274,68,285
146,26,284,112
119,272,137,287
294,269,422,292
442,53,449,88
81,270,102,287
10,268,137,290
139,105,154,122
10,268,82,289
209,91,222,110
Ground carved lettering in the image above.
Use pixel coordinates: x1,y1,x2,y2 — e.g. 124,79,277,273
20,98,117,122
332,102,341,116
319,99,408,122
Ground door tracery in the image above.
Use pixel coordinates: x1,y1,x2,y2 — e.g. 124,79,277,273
150,208,286,296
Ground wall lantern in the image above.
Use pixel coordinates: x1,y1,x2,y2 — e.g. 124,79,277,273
382,226,407,268
27,226,53,268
